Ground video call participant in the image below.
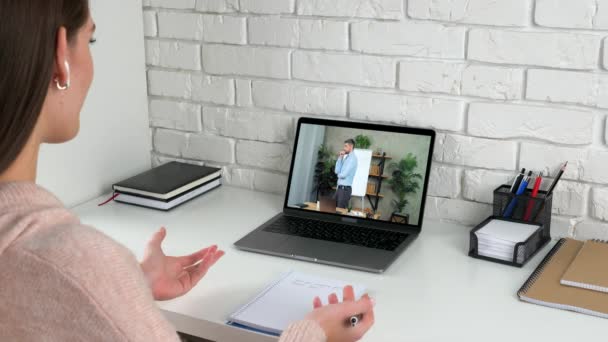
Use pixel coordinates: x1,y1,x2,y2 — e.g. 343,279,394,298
334,139,358,209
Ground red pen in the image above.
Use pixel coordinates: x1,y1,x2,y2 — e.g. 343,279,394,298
523,172,543,221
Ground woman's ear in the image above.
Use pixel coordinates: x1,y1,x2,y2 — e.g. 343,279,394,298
52,27,69,89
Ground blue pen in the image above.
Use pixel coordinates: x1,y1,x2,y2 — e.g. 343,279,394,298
503,171,532,218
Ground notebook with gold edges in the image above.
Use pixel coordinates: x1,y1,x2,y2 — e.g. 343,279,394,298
517,238,608,319
560,240,608,293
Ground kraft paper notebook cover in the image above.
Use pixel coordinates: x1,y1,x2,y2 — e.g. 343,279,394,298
561,240,608,293
518,238,608,319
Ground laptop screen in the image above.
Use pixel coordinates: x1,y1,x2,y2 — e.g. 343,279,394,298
285,118,434,228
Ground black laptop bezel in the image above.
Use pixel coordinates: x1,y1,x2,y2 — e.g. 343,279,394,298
283,117,436,235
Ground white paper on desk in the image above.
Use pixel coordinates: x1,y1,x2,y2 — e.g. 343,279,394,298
228,271,366,335
478,248,525,263
475,219,539,243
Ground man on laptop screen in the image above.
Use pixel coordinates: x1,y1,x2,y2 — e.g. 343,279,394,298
335,138,358,209
287,123,431,226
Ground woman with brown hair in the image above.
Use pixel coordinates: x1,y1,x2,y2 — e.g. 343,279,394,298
0,1,375,341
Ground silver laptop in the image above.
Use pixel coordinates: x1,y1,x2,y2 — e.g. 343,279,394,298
234,117,435,273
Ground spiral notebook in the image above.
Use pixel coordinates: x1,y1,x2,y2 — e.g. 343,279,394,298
518,238,608,319
560,240,608,293
227,271,366,336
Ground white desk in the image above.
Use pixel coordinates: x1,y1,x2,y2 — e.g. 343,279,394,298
73,186,605,342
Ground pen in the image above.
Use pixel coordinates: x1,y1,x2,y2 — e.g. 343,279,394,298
532,162,568,221
523,172,543,221
545,161,568,196
510,168,526,194
503,171,532,218
349,314,363,327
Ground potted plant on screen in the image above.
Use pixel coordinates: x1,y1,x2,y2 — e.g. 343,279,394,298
354,135,372,149
387,153,422,224
313,144,338,210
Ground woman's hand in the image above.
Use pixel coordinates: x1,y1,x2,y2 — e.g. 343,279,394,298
305,286,375,342
140,227,225,301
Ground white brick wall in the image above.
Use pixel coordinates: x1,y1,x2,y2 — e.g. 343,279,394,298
408,0,530,27
142,1,608,238
351,21,465,58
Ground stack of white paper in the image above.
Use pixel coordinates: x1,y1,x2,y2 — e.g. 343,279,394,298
475,219,539,263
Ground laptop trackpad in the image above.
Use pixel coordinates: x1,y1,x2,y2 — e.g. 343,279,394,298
284,237,353,261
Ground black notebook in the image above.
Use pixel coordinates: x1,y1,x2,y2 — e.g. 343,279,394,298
113,162,222,200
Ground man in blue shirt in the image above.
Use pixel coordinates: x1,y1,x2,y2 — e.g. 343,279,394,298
334,139,358,209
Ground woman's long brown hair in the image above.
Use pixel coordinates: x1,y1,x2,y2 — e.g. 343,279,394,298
0,0,89,174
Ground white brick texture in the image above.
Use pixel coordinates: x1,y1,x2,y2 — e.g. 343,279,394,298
240,0,294,14
604,38,608,70
203,107,293,143
434,134,517,170
349,91,465,131
147,0,194,9
535,0,608,29
254,170,288,194
526,69,608,108
428,166,461,198
591,187,608,221
236,141,292,172
149,100,202,132
352,21,466,58
425,197,492,226
249,17,348,51
293,51,394,87
463,170,514,204
143,11,157,37
468,29,601,69
157,12,203,40
519,143,586,181
468,103,594,144
191,76,235,105
252,81,346,116
202,15,246,44
398,61,523,99
552,181,589,216
195,0,238,13
147,70,192,98
296,0,403,19
142,1,608,236
146,40,201,70
408,0,530,27
203,44,290,79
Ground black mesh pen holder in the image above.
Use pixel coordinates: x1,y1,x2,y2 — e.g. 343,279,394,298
468,185,553,267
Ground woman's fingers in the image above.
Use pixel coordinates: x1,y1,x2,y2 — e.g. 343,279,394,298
328,293,339,305
351,308,375,339
178,245,216,267
350,295,375,338
187,249,225,286
341,294,374,317
148,227,167,249
312,296,323,309
343,285,355,302
314,286,357,309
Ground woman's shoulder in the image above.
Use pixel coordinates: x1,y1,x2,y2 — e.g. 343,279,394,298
6,220,180,341
35,221,135,262
14,219,141,284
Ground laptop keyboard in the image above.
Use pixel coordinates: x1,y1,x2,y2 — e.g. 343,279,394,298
263,216,409,251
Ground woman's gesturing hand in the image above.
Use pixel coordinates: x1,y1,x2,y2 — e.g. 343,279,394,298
305,286,375,342
140,227,225,301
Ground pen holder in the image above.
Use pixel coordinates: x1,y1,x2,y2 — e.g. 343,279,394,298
468,185,553,267
493,185,553,232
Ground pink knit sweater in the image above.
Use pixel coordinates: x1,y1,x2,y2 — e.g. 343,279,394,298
0,182,325,342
